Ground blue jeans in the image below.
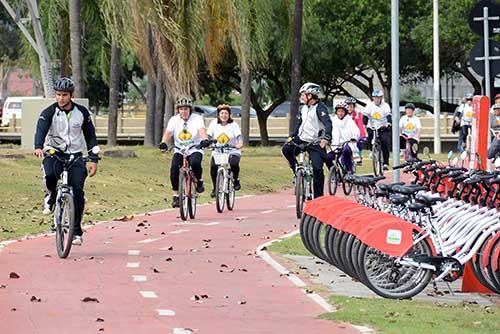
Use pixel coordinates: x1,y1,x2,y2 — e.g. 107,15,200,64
457,125,471,153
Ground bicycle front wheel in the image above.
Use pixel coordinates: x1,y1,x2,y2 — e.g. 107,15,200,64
295,169,305,219
55,192,75,259
328,166,338,195
188,177,197,219
179,172,189,221
215,168,225,213
372,145,383,176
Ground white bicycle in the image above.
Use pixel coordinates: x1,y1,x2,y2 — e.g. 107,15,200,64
212,143,236,213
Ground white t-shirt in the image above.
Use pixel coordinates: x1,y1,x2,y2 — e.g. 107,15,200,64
207,120,242,156
460,104,474,126
166,113,205,155
362,101,391,129
399,115,422,139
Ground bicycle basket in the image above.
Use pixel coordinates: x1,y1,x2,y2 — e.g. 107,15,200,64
214,153,230,165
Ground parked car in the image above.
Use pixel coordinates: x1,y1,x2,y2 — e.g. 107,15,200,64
1,96,43,126
193,105,217,117
230,106,257,118
269,101,291,117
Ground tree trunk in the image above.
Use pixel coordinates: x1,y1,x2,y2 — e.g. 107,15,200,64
107,40,121,146
154,68,165,146
69,0,84,97
240,68,251,145
163,86,174,145
144,27,156,146
0,64,10,101
289,0,303,133
256,113,270,145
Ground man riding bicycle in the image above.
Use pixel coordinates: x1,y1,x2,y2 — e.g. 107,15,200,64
363,89,392,170
344,96,365,165
282,82,332,198
33,77,100,246
207,104,244,198
399,103,421,161
159,96,211,208
328,102,360,173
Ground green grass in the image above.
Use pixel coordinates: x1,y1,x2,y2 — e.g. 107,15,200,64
323,295,499,334
268,234,310,256
0,145,291,240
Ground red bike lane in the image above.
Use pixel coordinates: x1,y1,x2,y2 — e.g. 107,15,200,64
0,191,359,334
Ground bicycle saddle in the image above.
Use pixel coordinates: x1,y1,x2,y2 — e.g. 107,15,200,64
392,184,427,195
377,182,405,192
415,194,446,207
389,194,409,205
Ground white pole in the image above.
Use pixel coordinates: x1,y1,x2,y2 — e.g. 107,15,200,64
484,6,491,99
391,0,400,181
433,0,441,154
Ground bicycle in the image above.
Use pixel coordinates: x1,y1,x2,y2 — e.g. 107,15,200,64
328,141,356,196
173,144,203,221
212,143,236,213
291,141,317,219
46,148,100,258
401,135,418,162
369,126,385,176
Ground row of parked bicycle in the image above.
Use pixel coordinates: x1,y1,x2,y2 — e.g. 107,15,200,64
299,153,500,298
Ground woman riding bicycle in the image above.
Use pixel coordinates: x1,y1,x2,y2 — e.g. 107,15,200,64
159,96,211,208
207,104,244,198
399,103,421,161
344,96,366,165
327,102,360,173
363,89,392,171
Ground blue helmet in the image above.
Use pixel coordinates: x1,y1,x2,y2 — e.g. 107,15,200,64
344,96,357,105
372,90,383,97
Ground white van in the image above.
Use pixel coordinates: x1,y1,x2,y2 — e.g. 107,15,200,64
1,96,43,126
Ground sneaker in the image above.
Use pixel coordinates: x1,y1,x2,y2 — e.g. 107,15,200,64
356,157,363,166
172,196,180,208
233,179,241,191
72,235,83,246
368,152,373,160
383,164,389,171
210,190,216,198
196,180,205,193
42,195,54,215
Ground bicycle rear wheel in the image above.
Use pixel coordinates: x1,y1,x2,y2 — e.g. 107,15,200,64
295,170,305,219
342,172,354,196
215,169,225,213
226,175,235,211
188,177,197,219
328,166,338,195
179,172,189,221
372,145,383,176
55,192,75,259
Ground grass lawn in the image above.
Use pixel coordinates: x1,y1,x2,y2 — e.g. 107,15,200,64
0,145,292,240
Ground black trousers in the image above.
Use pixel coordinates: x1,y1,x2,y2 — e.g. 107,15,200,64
210,154,241,188
170,152,203,191
400,136,419,159
282,139,327,198
367,127,392,165
42,155,87,236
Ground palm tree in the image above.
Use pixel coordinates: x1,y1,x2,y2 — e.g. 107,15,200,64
107,39,121,146
290,0,303,132
69,0,84,97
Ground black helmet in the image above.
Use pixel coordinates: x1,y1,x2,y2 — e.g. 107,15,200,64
404,103,415,110
54,77,75,93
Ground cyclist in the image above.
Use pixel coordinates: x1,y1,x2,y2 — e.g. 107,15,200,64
33,77,100,246
159,96,211,208
207,104,244,198
399,103,421,161
454,93,473,153
344,96,365,165
282,82,332,198
328,102,360,173
363,89,392,170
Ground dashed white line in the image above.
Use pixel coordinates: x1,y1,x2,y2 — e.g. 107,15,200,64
170,229,190,234
287,204,296,208
126,262,140,268
132,275,147,282
260,209,275,214
138,238,161,244
140,291,158,298
128,250,141,256
156,309,176,316
174,222,219,226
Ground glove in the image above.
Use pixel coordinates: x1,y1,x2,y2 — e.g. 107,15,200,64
200,139,212,148
159,142,168,151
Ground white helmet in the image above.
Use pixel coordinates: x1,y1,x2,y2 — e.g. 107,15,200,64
299,82,321,96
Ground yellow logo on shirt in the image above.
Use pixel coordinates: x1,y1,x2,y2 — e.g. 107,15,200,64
405,123,415,131
372,112,382,120
178,129,192,141
217,133,230,144
465,110,473,119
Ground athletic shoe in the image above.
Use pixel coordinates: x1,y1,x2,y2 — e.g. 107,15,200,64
72,235,83,246
233,179,241,191
210,190,216,198
196,180,205,193
172,196,180,208
42,195,54,215
383,164,389,171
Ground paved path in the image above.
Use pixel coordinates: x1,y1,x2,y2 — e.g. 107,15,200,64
0,191,358,334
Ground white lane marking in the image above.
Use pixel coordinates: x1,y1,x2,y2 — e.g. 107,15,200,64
132,275,147,282
352,325,375,333
287,204,296,208
156,309,176,316
140,291,158,298
170,229,190,234
138,238,161,244
126,262,140,268
174,222,219,226
235,216,248,220
148,208,175,215
260,209,275,214
128,250,141,256
256,230,337,313
235,194,254,199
